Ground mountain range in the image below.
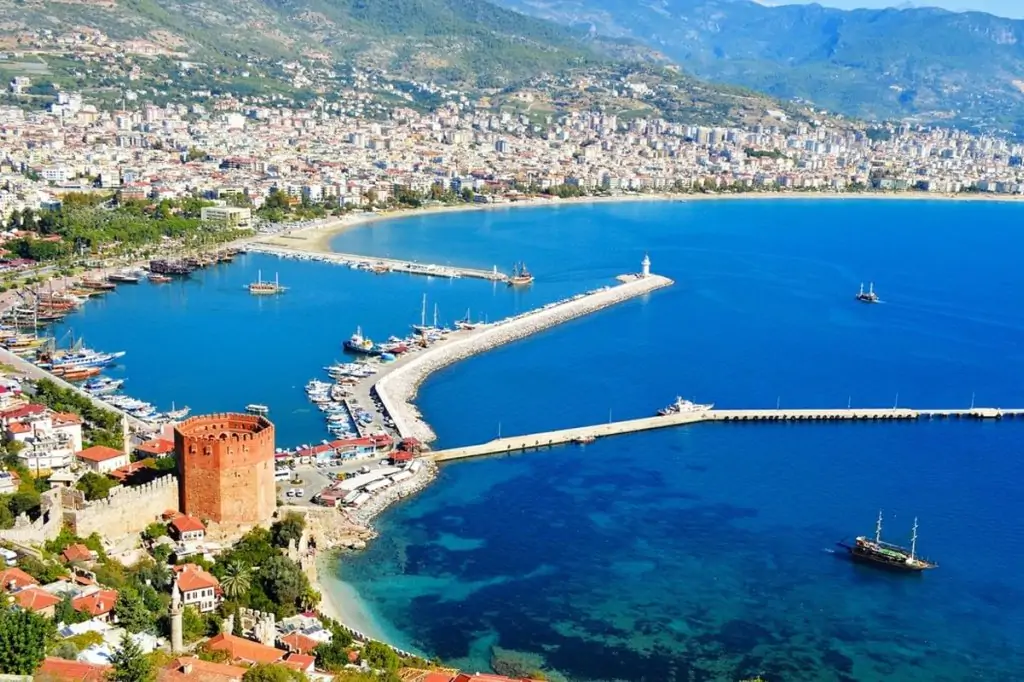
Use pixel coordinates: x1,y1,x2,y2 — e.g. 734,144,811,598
489,0,1024,133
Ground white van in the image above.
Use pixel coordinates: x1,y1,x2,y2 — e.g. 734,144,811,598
0,548,17,567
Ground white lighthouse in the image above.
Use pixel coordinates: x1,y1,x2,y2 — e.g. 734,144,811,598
641,253,651,278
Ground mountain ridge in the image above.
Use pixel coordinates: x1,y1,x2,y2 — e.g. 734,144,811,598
490,0,1024,133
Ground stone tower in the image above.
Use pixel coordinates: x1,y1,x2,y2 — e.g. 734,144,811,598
641,253,651,278
170,581,183,654
174,413,276,528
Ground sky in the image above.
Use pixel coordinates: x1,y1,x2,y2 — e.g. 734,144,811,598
780,1,1024,18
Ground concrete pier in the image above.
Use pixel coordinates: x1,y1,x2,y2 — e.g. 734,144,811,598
429,406,1024,462
374,273,674,443
246,243,506,281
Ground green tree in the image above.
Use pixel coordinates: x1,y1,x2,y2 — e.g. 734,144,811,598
54,592,89,626
270,512,304,549
242,663,307,681
114,586,154,634
76,472,116,501
8,488,40,517
110,633,152,682
0,607,55,674
313,635,353,672
461,187,475,202
361,641,399,671
180,606,206,644
219,561,252,600
17,555,65,584
143,522,167,541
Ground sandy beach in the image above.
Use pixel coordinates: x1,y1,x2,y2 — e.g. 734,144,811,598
254,190,1024,256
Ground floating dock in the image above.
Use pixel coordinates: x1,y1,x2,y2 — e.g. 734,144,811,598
429,407,1024,462
247,243,506,281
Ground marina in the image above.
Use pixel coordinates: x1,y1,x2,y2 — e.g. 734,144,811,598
246,242,508,281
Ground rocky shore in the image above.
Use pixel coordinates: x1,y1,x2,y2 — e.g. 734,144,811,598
375,273,674,443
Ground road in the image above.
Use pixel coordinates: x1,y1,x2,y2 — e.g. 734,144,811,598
275,455,392,506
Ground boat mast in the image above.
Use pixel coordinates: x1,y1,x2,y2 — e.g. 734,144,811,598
858,282,864,296
910,517,918,560
875,509,883,543
869,282,874,295
420,294,426,328
433,303,438,328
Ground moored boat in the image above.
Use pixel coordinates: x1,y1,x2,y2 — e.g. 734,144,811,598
148,273,172,284
656,396,714,416
507,261,534,286
343,327,380,355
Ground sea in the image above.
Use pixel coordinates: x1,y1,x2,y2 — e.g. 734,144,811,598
51,199,1024,681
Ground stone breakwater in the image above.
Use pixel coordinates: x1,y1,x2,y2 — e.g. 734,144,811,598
375,273,674,444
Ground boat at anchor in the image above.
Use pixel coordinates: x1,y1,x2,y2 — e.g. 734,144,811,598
656,397,714,416
507,262,534,286
837,511,936,572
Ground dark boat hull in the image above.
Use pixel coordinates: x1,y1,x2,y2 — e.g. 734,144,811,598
836,542,933,572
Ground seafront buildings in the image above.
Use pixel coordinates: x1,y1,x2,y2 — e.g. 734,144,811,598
3,88,1024,222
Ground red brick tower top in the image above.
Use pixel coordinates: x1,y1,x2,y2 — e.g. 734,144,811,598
174,413,275,529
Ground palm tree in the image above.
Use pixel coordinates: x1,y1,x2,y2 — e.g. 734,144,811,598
219,561,252,600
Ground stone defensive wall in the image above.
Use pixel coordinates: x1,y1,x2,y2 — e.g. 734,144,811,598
63,475,179,539
375,274,673,443
0,488,63,546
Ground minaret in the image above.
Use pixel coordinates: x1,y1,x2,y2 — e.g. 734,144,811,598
170,580,183,654
641,253,651,279
121,414,130,457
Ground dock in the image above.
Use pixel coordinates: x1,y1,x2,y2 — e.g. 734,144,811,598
246,243,506,281
429,407,1024,462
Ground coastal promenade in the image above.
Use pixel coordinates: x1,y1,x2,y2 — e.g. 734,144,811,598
430,406,1024,462
246,242,506,281
372,273,674,442
0,347,151,432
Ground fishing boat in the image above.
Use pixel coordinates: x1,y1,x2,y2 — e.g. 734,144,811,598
81,278,116,291
455,308,478,330
53,366,102,381
343,327,380,355
107,270,141,284
148,273,172,284
856,282,880,304
84,377,124,395
507,262,534,286
837,511,936,572
248,270,287,295
246,404,269,415
164,404,191,420
656,397,714,416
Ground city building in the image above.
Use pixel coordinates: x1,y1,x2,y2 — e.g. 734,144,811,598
174,413,276,528
75,445,129,474
200,206,252,229
172,563,220,613
170,515,206,543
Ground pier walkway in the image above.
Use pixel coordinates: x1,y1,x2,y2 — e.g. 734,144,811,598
429,407,1024,462
247,243,505,281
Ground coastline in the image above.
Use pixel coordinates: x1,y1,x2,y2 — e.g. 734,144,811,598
254,190,1024,254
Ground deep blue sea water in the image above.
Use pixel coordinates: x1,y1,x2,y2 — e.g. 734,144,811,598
51,199,1024,681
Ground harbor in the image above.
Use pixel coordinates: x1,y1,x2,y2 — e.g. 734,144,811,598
246,242,508,281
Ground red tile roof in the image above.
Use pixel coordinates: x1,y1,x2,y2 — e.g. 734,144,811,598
136,438,174,455
52,412,83,426
110,461,151,481
14,586,60,612
0,404,45,420
173,564,220,593
204,633,284,664
171,515,205,534
61,543,93,563
7,421,30,434
0,566,38,592
75,445,124,463
36,657,111,681
159,656,246,681
72,589,118,616
279,632,320,654
284,653,315,670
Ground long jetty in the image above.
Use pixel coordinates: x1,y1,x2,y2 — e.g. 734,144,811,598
247,243,506,281
373,273,675,442
429,406,1024,462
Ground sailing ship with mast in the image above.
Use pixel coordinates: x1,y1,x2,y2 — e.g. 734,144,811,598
507,262,534,286
412,295,445,334
855,282,880,303
248,270,287,295
455,308,478,330
837,510,936,572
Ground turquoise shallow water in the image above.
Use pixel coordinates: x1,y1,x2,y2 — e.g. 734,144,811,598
50,199,1024,681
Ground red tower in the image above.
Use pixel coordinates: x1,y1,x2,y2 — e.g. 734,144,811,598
174,413,275,529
